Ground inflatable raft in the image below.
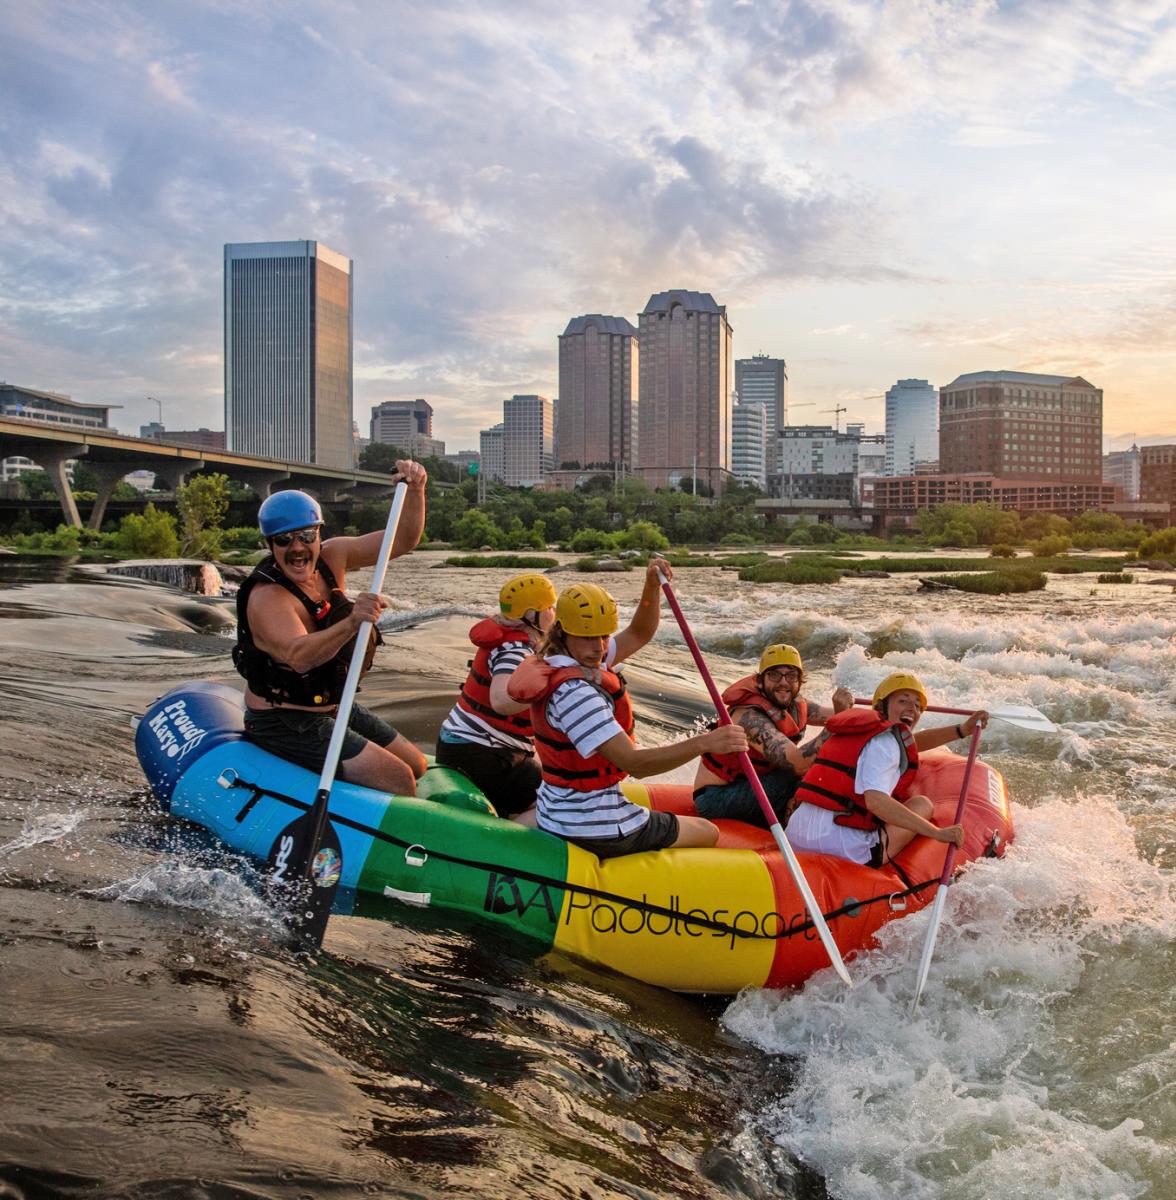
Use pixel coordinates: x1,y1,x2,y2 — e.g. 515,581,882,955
136,682,1014,993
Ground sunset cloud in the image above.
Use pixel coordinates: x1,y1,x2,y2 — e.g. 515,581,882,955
1,0,1175,444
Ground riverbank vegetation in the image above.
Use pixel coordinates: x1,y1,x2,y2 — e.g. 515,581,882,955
5,464,1174,575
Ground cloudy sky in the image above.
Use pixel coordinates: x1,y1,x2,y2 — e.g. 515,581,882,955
3,0,1175,451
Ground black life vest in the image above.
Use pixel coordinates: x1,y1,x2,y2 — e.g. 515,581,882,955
701,674,808,782
233,555,382,707
792,708,919,830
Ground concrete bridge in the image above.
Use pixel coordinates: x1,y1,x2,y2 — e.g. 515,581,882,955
0,416,402,529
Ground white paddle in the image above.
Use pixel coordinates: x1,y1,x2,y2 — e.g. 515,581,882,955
852,700,1058,735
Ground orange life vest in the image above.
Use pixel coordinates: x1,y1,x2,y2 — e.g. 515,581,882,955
508,655,635,791
792,708,919,831
455,618,537,739
701,675,808,783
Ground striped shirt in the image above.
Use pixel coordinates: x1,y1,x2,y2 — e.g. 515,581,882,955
535,641,649,841
438,641,533,753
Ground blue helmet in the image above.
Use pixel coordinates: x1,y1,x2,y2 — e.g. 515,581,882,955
258,490,323,538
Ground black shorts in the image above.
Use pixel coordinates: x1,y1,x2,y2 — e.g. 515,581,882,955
243,703,398,776
434,738,541,818
565,809,680,860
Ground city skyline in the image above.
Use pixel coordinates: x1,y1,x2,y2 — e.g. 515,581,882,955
3,3,1175,453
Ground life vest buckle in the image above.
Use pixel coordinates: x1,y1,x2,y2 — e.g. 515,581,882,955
887,892,908,912
216,768,239,790
405,844,429,868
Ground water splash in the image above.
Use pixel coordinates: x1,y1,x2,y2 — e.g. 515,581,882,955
723,796,1176,1199
93,860,288,937
0,809,84,861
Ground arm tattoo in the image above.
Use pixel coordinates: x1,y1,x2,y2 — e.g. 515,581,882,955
801,729,832,760
738,708,800,771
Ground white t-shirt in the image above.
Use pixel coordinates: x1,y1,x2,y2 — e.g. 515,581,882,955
787,728,905,865
534,639,650,841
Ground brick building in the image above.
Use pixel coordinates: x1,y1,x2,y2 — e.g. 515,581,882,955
939,371,1102,483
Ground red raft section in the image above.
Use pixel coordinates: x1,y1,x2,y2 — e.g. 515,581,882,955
644,747,1014,988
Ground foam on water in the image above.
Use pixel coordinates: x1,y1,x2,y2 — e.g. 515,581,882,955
723,796,1176,1199
95,860,288,937
0,809,84,861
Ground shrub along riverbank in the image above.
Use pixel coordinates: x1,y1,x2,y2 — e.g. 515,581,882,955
739,552,1132,593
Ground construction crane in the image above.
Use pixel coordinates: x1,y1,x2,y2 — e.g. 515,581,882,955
822,404,848,432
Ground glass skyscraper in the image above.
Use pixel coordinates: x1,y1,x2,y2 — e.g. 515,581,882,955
884,378,938,476
224,240,354,468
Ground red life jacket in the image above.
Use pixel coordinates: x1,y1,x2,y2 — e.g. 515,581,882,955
455,618,536,739
792,708,919,831
701,675,808,783
508,655,635,792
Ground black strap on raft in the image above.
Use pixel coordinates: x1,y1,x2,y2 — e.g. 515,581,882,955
223,776,939,943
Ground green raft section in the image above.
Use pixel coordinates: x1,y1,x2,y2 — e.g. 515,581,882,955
347,764,574,946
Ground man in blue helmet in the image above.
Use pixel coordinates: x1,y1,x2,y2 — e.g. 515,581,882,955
233,460,429,795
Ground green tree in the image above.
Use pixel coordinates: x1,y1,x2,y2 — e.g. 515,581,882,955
452,508,503,549
358,442,408,472
17,469,57,500
615,520,669,551
177,473,230,559
116,503,180,557
1134,527,1176,561
568,528,616,553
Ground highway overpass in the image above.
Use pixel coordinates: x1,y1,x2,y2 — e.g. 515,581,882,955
0,416,403,528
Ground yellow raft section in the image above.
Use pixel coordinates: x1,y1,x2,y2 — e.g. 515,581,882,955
549,780,780,993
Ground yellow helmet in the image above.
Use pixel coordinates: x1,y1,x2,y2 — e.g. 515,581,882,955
758,643,804,676
555,583,618,637
872,671,928,712
499,573,557,620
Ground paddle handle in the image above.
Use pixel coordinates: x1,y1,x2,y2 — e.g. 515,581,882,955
657,572,853,987
303,482,408,874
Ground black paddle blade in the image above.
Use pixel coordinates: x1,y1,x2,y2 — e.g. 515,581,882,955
264,813,343,952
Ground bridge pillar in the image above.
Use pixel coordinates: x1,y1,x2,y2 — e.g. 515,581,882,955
152,460,206,495
86,463,136,530
232,469,291,500
33,444,87,528
310,479,356,502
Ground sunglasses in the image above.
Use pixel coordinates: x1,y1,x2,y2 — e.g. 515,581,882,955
271,526,321,547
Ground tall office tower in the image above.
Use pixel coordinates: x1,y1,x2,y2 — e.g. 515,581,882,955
503,394,553,487
939,371,1102,483
557,315,638,471
224,240,354,468
735,355,788,475
370,398,432,444
884,379,939,475
479,423,505,484
637,290,733,493
1103,444,1141,500
731,392,767,490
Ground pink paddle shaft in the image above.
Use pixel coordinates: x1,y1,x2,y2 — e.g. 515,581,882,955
935,724,983,886
658,579,780,829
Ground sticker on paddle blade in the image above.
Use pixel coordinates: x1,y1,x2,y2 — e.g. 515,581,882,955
310,844,342,889
265,817,342,890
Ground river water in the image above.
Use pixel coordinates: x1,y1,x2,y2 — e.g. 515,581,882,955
1,549,1173,1199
